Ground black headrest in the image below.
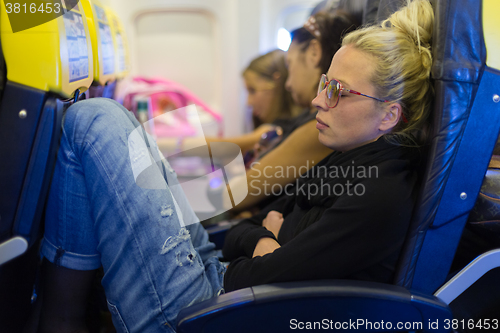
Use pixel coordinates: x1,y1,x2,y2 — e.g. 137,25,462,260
311,0,367,27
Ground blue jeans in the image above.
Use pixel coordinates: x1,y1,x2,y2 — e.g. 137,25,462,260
41,98,225,332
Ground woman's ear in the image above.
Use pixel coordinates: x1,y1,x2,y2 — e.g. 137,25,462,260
305,39,322,68
379,103,403,132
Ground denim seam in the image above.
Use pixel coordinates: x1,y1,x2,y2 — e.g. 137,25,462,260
61,124,77,252
84,139,171,326
60,149,78,253
43,237,101,258
107,300,130,333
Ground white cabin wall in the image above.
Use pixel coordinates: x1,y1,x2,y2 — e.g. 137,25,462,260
236,0,262,133
103,0,321,136
259,0,319,53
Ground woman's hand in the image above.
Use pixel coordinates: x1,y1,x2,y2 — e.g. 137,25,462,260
262,210,284,239
252,237,280,258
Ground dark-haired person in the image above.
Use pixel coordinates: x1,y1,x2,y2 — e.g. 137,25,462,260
224,0,433,289
39,1,434,332
227,10,359,211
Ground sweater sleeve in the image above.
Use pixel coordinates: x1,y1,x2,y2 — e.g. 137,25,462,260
223,173,415,292
222,195,290,261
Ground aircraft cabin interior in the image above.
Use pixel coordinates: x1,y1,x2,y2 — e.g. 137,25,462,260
0,0,499,332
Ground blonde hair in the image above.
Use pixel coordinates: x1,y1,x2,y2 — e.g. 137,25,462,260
342,0,434,146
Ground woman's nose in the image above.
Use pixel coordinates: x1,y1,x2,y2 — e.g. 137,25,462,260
311,88,328,111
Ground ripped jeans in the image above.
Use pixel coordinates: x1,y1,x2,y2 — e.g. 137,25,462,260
41,98,225,332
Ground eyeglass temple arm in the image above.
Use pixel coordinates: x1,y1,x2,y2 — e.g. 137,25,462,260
346,89,388,103
346,89,408,123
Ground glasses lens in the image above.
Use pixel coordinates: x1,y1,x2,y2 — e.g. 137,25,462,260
326,80,340,107
317,75,327,96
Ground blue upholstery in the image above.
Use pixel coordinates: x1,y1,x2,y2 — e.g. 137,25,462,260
178,281,452,333
0,84,64,247
0,80,72,329
396,0,500,293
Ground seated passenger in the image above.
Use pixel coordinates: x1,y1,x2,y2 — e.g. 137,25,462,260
39,0,434,331
158,11,358,213
243,49,302,129
214,10,359,211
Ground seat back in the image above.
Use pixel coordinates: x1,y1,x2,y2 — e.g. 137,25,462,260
81,0,119,98
81,0,116,87
466,147,500,248
393,0,500,293
106,7,130,82
0,1,94,329
0,0,94,253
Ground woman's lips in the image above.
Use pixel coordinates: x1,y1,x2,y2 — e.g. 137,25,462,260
316,117,329,130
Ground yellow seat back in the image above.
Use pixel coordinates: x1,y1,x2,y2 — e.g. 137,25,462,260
0,0,93,98
483,0,500,71
80,0,117,86
106,7,130,79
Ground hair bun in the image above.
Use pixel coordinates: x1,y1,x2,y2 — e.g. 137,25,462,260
383,0,434,49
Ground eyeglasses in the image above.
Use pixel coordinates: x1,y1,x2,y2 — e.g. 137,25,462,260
317,74,389,108
317,74,409,123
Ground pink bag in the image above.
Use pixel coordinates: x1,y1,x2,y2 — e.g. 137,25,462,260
115,76,223,137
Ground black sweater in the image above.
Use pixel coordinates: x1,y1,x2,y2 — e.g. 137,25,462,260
223,138,420,292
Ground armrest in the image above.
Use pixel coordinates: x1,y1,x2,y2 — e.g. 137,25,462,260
434,248,500,304
177,280,452,333
0,236,28,265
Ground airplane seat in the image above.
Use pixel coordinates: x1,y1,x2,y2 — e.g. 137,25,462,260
461,137,500,253
441,136,500,323
391,0,499,292
105,7,130,100
451,134,500,272
0,33,5,101
176,0,500,331
37,1,129,330
86,5,129,101
0,1,94,330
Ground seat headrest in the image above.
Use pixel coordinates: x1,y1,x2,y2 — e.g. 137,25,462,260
0,0,94,98
106,7,130,80
80,0,117,86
